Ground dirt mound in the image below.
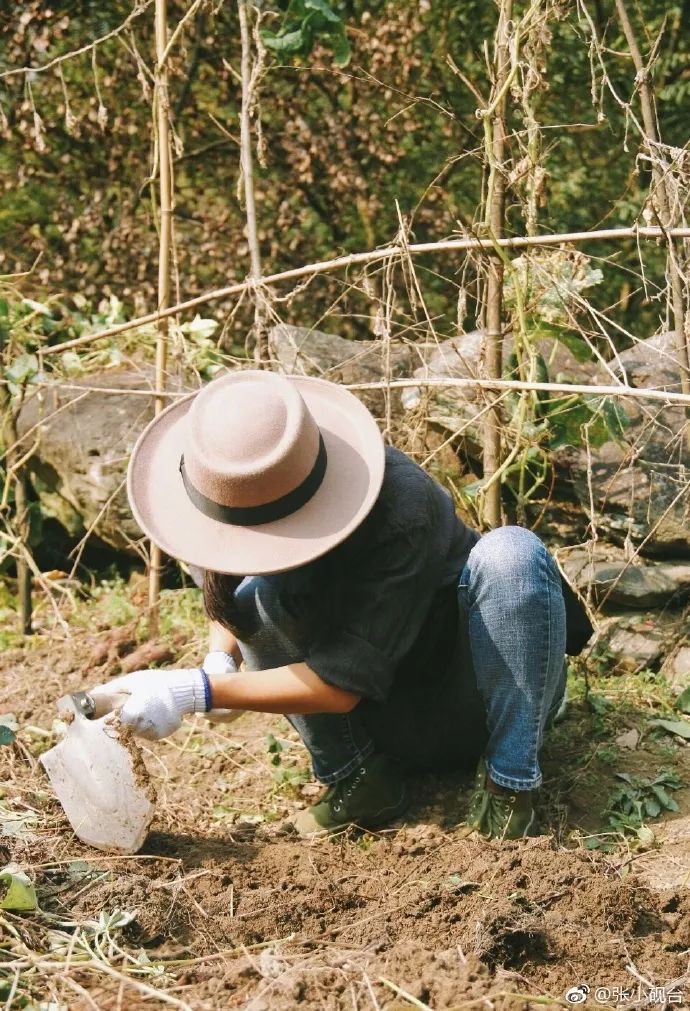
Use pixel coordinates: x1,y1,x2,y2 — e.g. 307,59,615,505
21,825,683,1008
4,615,690,1008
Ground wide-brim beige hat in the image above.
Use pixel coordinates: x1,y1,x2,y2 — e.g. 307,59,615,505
126,370,385,575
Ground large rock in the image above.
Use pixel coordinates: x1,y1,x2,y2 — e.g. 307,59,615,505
400,331,596,451
269,323,416,418
592,610,686,674
17,366,194,551
568,332,690,557
561,547,690,608
268,324,475,503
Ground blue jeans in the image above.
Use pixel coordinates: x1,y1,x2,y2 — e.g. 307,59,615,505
236,526,567,791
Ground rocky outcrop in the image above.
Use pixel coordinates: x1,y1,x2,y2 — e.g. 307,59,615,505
17,366,194,551
269,323,417,417
400,330,596,449
13,326,690,594
591,610,686,675
568,332,690,557
396,327,689,559
561,548,690,608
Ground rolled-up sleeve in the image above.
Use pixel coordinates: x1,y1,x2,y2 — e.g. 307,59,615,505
304,523,447,702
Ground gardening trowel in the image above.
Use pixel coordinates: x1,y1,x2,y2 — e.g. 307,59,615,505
40,689,156,854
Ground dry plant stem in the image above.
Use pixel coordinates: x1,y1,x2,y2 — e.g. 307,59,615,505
379,977,431,1010
149,0,174,628
40,226,690,358
238,0,267,366
0,1,155,80
613,0,690,449
0,390,32,634
481,0,512,528
19,957,194,1011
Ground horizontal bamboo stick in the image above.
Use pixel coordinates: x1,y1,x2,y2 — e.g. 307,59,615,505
40,225,690,358
347,375,690,406
12,374,690,407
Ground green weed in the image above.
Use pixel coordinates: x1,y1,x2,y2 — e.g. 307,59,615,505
266,733,309,792
585,770,683,851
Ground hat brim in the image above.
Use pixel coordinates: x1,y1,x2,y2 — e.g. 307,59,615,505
126,375,385,575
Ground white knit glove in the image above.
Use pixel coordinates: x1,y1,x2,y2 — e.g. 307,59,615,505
90,669,210,741
202,651,237,676
201,651,244,724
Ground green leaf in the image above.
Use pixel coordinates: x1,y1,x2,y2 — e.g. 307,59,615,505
588,693,610,715
545,395,592,449
602,397,629,437
5,352,39,387
261,27,306,55
0,725,15,745
458,478,484,500
0,866,37,911
589,395,629,442
304,0,341,23
650,785,673,809
331,27,351,67
266,733,285,756
181,315,219,341
643,798,661,818
649,718,690,740
551,330,592,363
636,825,655,845
524,318,592,363
675,685,690,714
60,350,83,373
585,412,614,450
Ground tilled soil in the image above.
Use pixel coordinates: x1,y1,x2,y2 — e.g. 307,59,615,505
3,625,690,1009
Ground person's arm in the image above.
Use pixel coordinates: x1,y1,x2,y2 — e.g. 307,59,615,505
87,660,361,740
208,662,360,715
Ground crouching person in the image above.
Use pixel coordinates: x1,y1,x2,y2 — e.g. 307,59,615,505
86,370,590,841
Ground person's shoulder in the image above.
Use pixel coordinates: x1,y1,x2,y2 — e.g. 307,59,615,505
381,444,437,494
375,445,446,531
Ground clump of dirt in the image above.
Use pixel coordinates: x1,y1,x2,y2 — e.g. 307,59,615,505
114,718,158,801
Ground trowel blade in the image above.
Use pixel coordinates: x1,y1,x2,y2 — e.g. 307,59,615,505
41,711,155,854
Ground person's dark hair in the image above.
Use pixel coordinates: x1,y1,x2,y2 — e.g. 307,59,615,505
201,515,369,644
202,570,257,640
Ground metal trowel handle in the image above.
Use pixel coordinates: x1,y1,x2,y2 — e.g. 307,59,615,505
57,689,131,720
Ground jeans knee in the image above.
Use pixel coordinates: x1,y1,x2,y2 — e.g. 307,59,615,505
465,526,548,584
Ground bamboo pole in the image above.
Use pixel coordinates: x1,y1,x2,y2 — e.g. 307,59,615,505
237,0,267,365
13,472,32,635
346,375,690,405
2,424,32,634
480,0,513,529
149,0,173,629
8,373,690,407
37,226,690,360
0,384,33,634
614,0,690,423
